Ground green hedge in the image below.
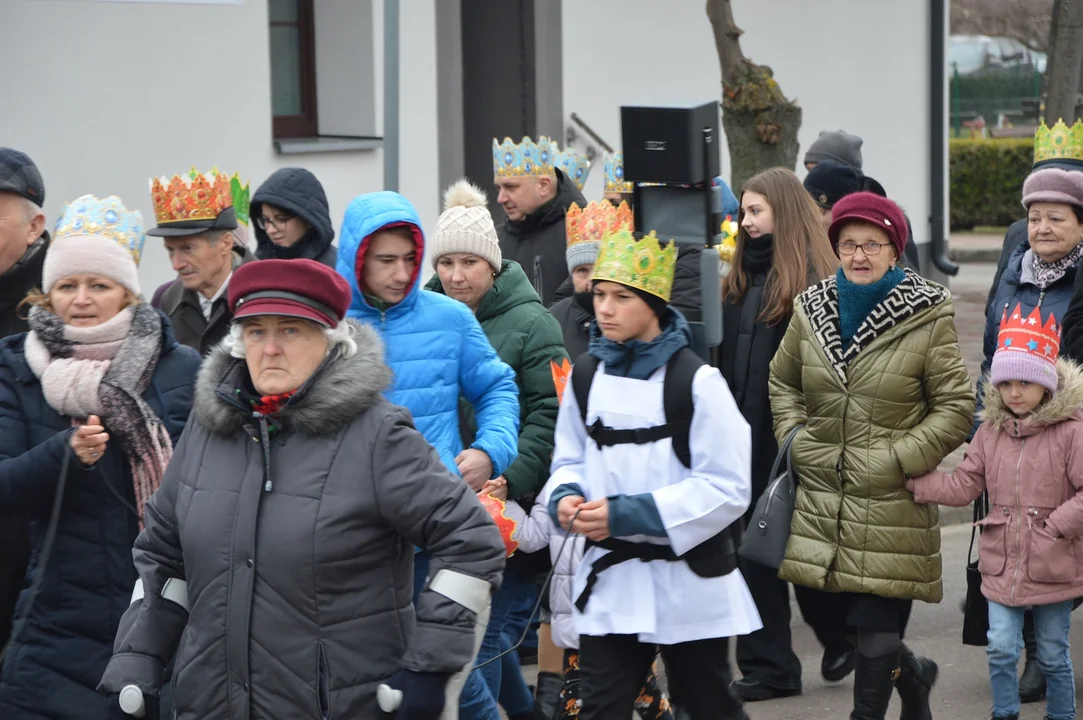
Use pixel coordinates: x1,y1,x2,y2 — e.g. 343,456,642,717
950,138,1032,229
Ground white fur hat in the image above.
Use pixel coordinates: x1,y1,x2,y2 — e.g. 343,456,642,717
430,180,502,271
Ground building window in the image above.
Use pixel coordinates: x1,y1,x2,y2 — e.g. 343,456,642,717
270,0,318,138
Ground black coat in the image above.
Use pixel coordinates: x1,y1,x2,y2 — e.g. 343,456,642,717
497,171,586,307
0,316,199,720
719,260,795,510
251,167,337,267
0,234,46,665
983,219,1029,321
549,290,594,360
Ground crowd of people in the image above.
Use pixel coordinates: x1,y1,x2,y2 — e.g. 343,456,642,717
0,116,1081,720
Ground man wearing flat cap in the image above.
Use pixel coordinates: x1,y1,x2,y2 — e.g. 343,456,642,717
148,168,255,355
0,147,48,668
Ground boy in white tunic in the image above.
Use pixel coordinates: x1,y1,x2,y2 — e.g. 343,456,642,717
547,229,761,720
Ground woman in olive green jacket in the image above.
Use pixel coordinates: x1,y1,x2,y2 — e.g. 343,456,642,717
769,193,974,720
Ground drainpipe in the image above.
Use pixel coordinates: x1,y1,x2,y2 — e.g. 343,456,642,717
929,0,958,276
384,0,400,192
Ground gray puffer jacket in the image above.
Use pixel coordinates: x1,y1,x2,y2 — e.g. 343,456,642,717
98,321,505,719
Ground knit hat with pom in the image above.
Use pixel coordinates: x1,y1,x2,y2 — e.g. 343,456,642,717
431,179,502,271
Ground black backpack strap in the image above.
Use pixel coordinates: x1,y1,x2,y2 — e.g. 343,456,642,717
571,351,600,429
662,347,706,468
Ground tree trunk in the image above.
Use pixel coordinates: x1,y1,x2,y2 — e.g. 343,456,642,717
1045,0,1083,123
706,0,802,192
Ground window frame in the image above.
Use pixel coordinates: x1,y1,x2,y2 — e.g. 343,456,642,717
270,0,319,139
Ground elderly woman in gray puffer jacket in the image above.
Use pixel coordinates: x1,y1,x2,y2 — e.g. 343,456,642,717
98,259,506,720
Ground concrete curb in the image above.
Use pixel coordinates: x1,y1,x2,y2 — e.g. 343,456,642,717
939,504,973,527
949,247,1001,263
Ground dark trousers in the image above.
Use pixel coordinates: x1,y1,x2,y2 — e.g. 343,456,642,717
579,635,745,720
735,558,802,689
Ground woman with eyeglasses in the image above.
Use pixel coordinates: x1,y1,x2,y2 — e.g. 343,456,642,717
768,192,974,720
251,168,337,267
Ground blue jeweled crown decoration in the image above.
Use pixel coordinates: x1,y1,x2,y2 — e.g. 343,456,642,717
54,194,146,265
493,136,557,178
555,147,591,190
604,151,634,194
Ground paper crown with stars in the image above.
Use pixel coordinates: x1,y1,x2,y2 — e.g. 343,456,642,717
492,136,557,179
147,168,238,237
990,304,1061,393
603,151,634,194
556,147,591,190
1034,118,1083,168
592,228,677,303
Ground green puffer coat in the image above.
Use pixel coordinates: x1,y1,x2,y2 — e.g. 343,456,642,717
427,260,568,500
768,268,975,603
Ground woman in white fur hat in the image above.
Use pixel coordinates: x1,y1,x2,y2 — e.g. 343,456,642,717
425,180,569,719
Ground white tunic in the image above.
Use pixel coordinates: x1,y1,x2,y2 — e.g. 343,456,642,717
550,361,763,645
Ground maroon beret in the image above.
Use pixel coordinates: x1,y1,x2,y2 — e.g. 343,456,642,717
228,259,351,327
828,191,908,258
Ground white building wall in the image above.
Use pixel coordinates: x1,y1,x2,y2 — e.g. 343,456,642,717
562,0,932,247
0,0,441,292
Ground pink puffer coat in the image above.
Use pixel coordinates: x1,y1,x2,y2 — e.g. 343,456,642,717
907,359,1083,608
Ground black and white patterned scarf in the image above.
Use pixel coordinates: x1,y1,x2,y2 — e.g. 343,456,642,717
1031,241,1083,289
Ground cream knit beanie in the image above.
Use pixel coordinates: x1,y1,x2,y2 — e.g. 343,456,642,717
431,179,502,270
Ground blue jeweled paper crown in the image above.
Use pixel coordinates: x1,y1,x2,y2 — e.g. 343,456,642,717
556,148,591,190
493,136,557,178
54,194,146,265
603,151,634,194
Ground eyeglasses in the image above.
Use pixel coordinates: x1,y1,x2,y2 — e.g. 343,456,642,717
838,241,886,256
256,215,293,231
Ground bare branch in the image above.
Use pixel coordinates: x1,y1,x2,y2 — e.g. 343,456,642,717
950,0,1054,52
706,0,747,85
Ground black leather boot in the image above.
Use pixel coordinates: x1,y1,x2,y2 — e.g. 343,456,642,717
850,651,901,720
533,671,563,720
989,715,1018,720
822,641,857,683
1018,620,1045,703
895,644,938,720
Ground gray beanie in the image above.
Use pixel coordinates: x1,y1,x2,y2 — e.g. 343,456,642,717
804,130,864,171
566,241,600,274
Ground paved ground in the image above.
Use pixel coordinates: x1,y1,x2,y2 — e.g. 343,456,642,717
522,524,1083,720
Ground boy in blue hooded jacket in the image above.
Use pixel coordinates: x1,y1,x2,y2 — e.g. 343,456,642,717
337,191,520,720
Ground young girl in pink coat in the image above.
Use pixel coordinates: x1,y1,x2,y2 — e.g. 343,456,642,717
907,304,1083,720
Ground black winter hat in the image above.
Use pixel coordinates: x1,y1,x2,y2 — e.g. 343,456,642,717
804,160,886,209
804,130,863,171
0,148,45,207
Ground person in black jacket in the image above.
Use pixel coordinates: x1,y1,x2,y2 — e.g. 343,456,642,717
251,167,337,266
494,136,587,306
723,168,840,703
0,148,47,670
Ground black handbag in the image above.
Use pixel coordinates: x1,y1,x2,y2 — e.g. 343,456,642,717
739,425,803,570
962,491,991,646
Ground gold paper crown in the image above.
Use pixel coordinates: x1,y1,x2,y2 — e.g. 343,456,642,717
493,136,557,179
1034,119,1083,165
565,200,633,248
150,170,234,227
592,229,677,303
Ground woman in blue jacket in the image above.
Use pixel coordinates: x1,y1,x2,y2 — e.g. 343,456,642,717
0,195,199,719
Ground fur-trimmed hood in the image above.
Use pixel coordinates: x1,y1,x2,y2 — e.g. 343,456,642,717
981,357,1083,433
193,319,392,436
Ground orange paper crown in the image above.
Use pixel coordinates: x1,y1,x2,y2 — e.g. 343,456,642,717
997,303,1060,363
565,200,633,249
550,358,572,403
150,171,234,227
477,494,520,557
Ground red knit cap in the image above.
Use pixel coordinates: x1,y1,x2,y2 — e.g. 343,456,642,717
229,258,351,327
828,191,908,258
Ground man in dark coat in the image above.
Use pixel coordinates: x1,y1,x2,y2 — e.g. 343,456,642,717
494,136,587,306
0,147,47,666
147,168,256,355
251,167,337,266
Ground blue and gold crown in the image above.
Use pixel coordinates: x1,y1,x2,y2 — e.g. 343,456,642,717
54,195,145,264
493,136,557,179
556,148,591,190
603,151,634,194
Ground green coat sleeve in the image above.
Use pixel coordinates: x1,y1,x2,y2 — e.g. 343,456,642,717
503,312,570,499
892,308,976,477
769,311,811,444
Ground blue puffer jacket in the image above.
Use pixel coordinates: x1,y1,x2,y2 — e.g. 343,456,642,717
336,191,520,475
976,240,1080,427
0,314,199,720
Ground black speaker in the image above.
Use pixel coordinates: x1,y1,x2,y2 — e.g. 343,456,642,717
620,102,720,185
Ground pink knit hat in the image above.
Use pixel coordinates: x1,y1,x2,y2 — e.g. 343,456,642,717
1022,168,1083,211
